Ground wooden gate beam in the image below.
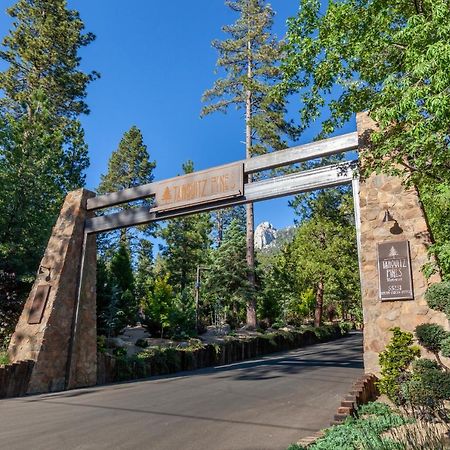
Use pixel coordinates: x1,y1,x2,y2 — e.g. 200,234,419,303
85,162,355,234
86,132,358,212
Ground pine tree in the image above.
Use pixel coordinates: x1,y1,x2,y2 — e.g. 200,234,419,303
0,0,96,326
206,219,251,327
202,0,297,327
98,126,156,247
109,243,137,333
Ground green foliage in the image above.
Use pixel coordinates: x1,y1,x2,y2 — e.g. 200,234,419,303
401,358,450,421
159,162,211,295
377,328,420,403
141,275,174,338
0,0,96,330
205,219,250,327
415,323,449,354
97,336,107,354
0,351,9,366
420,185,450,279
97,126,156,254
201,0,297,155
280,0,450,186
291,402,407,450
424,281,450,314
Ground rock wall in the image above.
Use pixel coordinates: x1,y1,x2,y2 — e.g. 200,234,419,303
357,112,447,375
7,189,97,394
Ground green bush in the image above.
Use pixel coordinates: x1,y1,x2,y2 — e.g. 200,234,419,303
415,323,449,354
440,335,450,358
401,358,450,420
424,281,450,314
0,351,9,365
287,402,407,450
377,328,420,404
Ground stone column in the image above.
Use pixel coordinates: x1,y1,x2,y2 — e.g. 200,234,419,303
8,189,97,394
356,112,447,375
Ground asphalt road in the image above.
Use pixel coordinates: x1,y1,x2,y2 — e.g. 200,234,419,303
0,332,363,450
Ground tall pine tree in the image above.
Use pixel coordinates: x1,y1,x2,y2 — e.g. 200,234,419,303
202,0,297,327
0,0,97,340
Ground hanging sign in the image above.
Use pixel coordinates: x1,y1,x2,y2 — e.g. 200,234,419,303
377,240,414,301
154,163,244,212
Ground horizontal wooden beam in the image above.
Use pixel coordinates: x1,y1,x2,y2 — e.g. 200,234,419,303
87,132,358,211
85,162,354,234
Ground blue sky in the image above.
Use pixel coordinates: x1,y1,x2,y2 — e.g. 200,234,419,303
0,0,356,230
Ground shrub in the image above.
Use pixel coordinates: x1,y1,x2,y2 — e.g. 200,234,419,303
440,335,450,358
97,335,107,353
289,402,407,450
424,281,450,314
415,323,449,354
377,328,420,404
0,351,9,365
401,358,450,421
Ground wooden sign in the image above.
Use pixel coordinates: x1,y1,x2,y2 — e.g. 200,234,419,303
377,240,414,301
154,163,244,212
28,284,51,324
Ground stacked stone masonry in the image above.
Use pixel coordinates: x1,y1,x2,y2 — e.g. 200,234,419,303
357,112,448,375
7,189,97,394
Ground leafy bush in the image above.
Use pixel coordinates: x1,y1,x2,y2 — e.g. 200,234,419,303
415,323,449,354
0,351,9,365
440,335,450,358
424,281,450,314
377,328,420,404
400,359,450,420
97,335,107,354
287,402,407,450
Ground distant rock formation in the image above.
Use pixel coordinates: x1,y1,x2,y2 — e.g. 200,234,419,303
254,221,278,250
254,222,296,252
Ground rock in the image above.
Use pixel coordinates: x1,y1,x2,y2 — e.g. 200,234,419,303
254,221,277,249
177,342,189,348
205,324,231,336
105,337,127,349
119,326,150,344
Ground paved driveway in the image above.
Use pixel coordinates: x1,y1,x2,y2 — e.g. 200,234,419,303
0,332,363,450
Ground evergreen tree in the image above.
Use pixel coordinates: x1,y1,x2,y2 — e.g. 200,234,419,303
206,219,251,327
135,239,154,314
0,0,96,332
211,205,246,247
202,0,297,327
97,126,156,247
108,243,137,333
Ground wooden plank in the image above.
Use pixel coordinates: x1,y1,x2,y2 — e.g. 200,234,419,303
153,163,243,212
85,162,354,234
87,132,358,211
244,132,358,173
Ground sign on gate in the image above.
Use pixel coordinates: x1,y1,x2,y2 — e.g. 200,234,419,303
377,240,414,301
154,162,244,212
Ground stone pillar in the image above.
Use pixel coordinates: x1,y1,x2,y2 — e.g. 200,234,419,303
8,189,97,394
356,112,447,375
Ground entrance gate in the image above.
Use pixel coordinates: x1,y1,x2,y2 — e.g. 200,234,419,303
7,112,444,394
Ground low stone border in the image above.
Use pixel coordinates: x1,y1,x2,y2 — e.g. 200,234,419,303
296,373,379,448
97,325,349,385
0,360,34,399
332,373,379,425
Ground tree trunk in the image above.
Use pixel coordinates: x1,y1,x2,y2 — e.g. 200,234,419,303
245,36,256,328
314,277,324,328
